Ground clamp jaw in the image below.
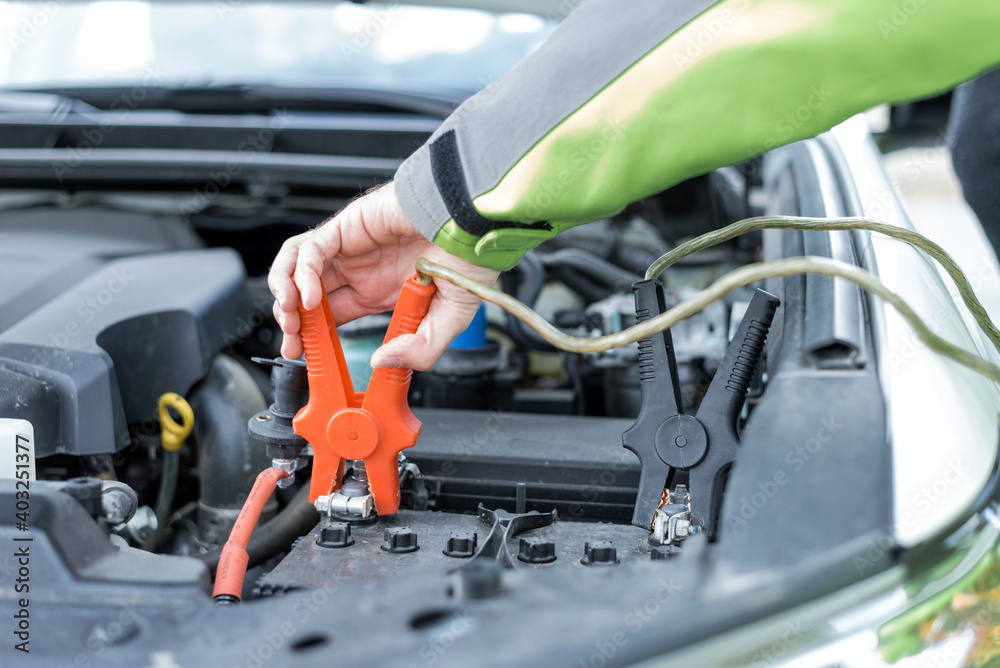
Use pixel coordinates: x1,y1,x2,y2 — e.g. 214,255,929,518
293,275,436,517
623,280,779,539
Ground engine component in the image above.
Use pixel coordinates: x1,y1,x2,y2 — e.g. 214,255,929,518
247,357,310,489
622,282,779,537
293,275,435,515
192,356,272,547
418,306,504,411
60,477,143,537
414,248,1000,384
0,248,247,457
583,291,729,417
123,505,159,544
0,479,208,597
417,344,504,411
535,248,641,294
61,478,103,519
98,480,139,526
148,392,193,548
198,482,318,576
502,251,554,351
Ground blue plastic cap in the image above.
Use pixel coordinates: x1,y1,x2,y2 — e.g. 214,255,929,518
449,304,488,350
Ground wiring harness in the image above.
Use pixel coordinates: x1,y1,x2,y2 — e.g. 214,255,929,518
415,216,1000,385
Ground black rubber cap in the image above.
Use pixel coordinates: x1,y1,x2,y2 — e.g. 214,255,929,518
517,536,556,564
317,522,354,549
581,540,619,566
382,527,419,553
443,532,477,558
461,559,502,599
650,545,682,560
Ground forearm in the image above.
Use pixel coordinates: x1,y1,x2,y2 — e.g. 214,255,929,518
396,0,1000,271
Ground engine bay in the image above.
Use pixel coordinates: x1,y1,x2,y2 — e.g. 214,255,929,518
0,136,897,665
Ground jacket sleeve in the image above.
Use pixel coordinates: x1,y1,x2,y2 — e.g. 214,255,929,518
394,0,1000,271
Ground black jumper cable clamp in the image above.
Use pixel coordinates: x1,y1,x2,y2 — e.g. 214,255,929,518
622,279,779,541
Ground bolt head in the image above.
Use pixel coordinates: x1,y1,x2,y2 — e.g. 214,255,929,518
125,505,158,542
314,495,331,514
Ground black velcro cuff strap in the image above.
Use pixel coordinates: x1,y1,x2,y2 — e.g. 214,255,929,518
429,129,551,238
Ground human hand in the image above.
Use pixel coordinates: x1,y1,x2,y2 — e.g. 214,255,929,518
268,182,499,370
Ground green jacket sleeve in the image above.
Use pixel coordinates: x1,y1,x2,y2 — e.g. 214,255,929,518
394,0,1000,272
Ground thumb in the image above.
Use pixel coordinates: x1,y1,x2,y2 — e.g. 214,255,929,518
371,298,481,371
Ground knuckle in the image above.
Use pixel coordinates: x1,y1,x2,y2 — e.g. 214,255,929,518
297,244,322,273
280,235,302,253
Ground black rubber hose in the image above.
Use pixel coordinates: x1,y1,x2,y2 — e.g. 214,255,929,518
505,248,642,351
549,266,612,303
534,248,641,292
548,237,660,278
197,481,318,576
505,251,557,351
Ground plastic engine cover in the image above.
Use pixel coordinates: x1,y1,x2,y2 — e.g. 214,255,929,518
0,248,248,457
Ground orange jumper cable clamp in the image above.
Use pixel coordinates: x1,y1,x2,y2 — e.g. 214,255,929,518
292,275,436,516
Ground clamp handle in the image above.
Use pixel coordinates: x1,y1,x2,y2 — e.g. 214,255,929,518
293,275,436,515
689,288,779,538
622,279,684,528
294,292,357,503
362,276,436,515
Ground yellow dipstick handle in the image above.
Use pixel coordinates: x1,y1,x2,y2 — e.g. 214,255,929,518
158,392,194,452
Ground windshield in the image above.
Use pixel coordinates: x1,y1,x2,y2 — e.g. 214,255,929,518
0,1,555,95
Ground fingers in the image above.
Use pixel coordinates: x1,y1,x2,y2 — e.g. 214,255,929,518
271,298,304,359
371,248,500,371
273,284,375,361
268,237,303,314
270,215,345,313
272,293,299,330
294,241,331,311
326,285,380,326
371,295,482,371
281,332,304,360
